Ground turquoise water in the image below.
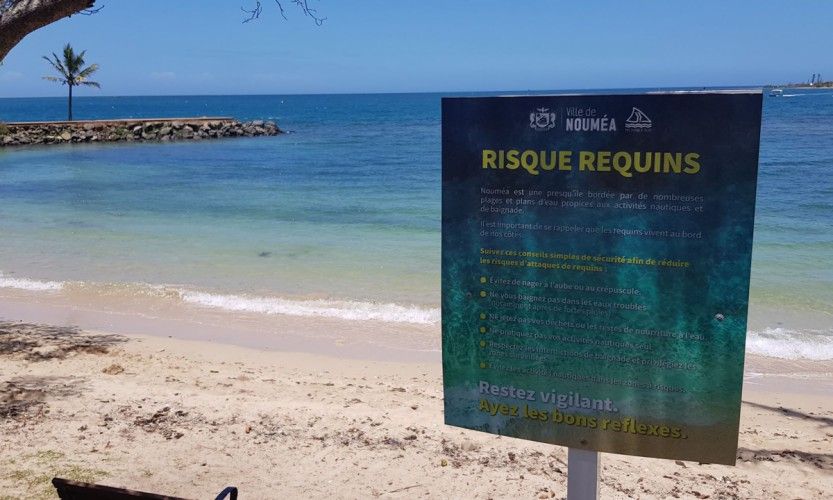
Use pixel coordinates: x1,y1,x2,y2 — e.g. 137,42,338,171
1,90,832,356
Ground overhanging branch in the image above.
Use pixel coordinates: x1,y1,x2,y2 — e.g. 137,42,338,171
0,0,97,63
242,0,325,25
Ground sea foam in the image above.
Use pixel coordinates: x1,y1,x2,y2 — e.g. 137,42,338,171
0,272,64,291
176,289,440,325
746,327,833,360
4,271,833,356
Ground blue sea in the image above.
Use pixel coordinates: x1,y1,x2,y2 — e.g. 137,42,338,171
1,89,832,359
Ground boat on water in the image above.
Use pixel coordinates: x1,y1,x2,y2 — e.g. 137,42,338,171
769,88,784,97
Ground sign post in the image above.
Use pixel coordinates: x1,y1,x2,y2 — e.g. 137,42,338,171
441,91,763,484
567,449,599,500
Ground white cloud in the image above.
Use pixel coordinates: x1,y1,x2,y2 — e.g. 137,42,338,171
149,71,176,81
0,70,24,82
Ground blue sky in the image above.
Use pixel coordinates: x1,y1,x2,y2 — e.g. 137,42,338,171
1,0,831,97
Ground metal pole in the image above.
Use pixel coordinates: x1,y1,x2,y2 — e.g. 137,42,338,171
567,448,599,500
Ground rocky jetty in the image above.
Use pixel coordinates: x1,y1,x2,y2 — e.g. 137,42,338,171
0,117,281,147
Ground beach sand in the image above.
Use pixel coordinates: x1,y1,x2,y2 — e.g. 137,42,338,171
1,315,832,499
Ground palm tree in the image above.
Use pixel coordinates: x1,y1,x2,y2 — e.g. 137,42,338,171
43,43,100,121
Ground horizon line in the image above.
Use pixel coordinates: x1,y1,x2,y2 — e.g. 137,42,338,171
0,84,779,100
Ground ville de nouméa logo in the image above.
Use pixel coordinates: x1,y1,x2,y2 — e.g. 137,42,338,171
625,107,652,131
529,108,557,131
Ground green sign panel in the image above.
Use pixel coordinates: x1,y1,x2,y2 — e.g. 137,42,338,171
441,92,762,464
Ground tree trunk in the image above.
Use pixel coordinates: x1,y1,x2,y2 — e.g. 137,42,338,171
67,83,73,121
0,0,95,63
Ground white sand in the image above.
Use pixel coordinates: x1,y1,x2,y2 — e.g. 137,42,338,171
2,318,832,499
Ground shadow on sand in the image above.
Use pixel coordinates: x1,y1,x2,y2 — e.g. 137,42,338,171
737,447,833,472
744,400,833,429
739,400,833,472
0,320,126,361
0,375,87,421
0,320,125,421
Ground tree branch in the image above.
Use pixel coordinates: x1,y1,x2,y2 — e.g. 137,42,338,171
0,0,96,63
0,0,323,64
242,0,325,26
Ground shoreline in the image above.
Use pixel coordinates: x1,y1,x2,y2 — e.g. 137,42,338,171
1,318,831,498
0,290,441,364
3,289,833,382
0,282,833,368
1,283,831,367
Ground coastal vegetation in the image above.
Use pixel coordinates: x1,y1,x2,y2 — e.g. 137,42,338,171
42,43,100,121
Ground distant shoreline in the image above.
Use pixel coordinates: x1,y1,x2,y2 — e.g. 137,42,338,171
769,83,833,89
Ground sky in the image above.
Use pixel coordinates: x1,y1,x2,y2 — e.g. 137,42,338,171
1,0,832,97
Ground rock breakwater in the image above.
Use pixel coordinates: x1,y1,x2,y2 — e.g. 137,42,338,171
0,117,281,147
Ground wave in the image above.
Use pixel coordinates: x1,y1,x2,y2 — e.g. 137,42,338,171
3,271,833,354
176,289,439,325
0,272,64,291
746,327,833,360
0,270,438,325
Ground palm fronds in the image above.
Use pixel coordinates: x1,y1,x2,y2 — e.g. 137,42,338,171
42,43,100,88
42,43,101,120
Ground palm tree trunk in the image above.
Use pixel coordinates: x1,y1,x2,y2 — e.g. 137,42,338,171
68,84,73,121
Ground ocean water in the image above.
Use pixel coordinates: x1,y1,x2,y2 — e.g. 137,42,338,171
1,90,832,358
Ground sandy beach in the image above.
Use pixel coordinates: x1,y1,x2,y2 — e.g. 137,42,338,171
2,305,832,499
2,1,833,498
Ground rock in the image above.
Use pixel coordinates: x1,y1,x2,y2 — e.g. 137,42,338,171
102,364,125,375
460,439,479,451
1,118,281,148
